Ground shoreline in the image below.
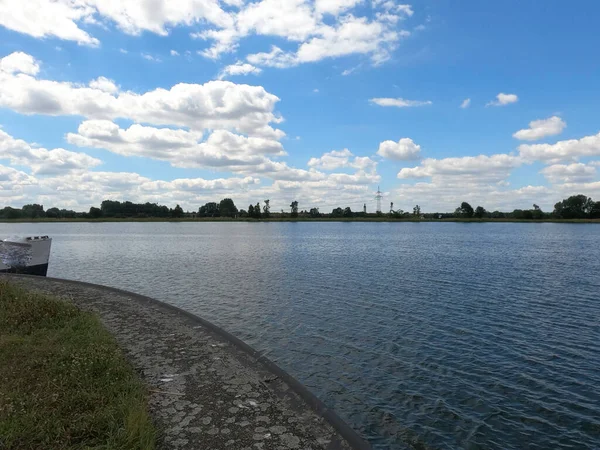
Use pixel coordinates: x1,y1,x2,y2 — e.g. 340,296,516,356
1,217,599,223
3,274,371,450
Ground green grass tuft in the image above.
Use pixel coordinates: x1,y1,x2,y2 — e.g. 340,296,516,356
0,281,156,450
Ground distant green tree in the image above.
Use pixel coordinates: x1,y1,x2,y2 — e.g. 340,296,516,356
89,206,102,218
343,207,353,217
0,207,22,219
99,200,170,217
512,209,525,219
198,202,219,217
45,207,60,218
456,202,473,218
554,194,595,219
60,209,77,219
219,198,238,218
254,202,262,219
171,204,184,218
309,207,320,218
512,209,534,220
490,210,505,219
413,204,421,216
248,204,255,218
100,200,119,216
263,199,270,218
591,201,600,219
22,204,45,218
531,207,543,220
290,201,298,218
331,207,343,217
474,206,486,218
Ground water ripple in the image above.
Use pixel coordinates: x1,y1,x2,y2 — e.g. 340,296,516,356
2,221,599,449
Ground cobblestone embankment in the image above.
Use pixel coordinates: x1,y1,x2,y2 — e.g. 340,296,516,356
4,274,370,450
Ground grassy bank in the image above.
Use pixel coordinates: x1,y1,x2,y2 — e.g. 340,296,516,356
1,217,599,223
0,281,156,450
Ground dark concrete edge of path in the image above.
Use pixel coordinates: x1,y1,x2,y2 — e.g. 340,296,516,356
6,274,372,450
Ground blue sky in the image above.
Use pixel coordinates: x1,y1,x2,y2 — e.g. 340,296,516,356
0,0,599,213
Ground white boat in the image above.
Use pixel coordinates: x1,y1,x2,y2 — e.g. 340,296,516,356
0,236,52,276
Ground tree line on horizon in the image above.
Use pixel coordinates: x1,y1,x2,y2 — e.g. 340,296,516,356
1,195,599,220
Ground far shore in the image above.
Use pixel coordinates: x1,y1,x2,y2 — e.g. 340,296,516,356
2,217,599,224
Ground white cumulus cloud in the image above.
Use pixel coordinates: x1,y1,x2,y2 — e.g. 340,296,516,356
398,154,523,183
308,149,377,171
487,93,518,107
0,52,41,75
0,0,414,70
295,15,406,65
0,0,100,46
203,0,412,67
0,0,233,46
67,120,286,172
518,131,600,162
218,62,262,79
377,138,421,160
460,98,471,109
513,116,566,141
315,0,363,16
0,128,101,175
246,46,299,69
88,76,119,94
540,163,597,184
372,1,413,15
0,52,284,140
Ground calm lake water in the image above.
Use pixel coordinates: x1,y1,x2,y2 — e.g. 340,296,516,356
2,222,600,449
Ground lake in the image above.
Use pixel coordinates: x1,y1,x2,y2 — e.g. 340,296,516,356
2,222,599,449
